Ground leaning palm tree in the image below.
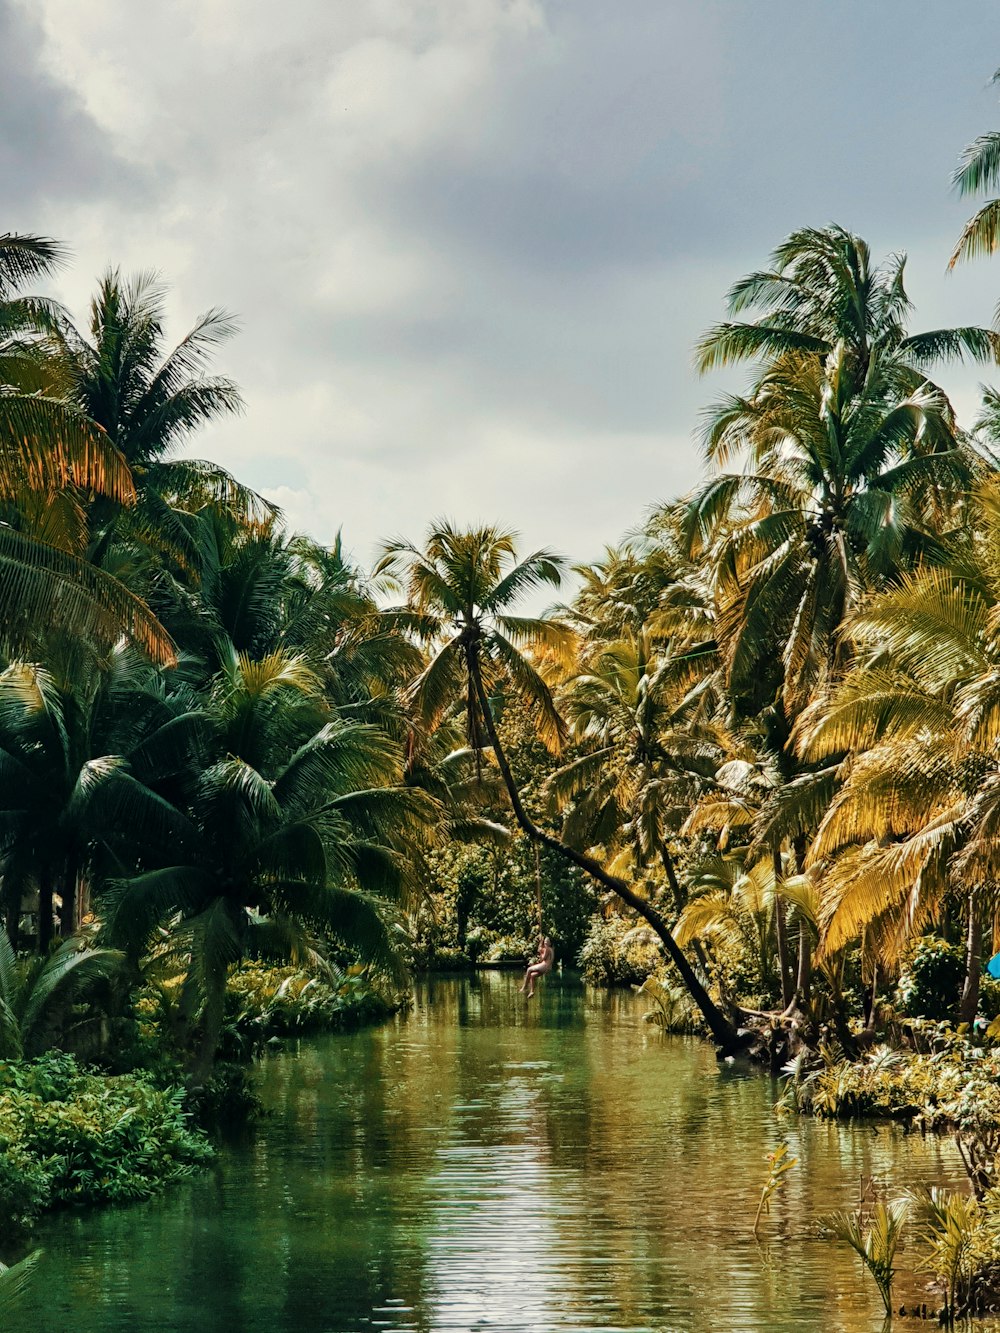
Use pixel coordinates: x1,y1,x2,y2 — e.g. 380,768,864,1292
378,521,746,1052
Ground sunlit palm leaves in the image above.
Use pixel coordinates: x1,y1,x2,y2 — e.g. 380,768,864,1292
377,521,573,755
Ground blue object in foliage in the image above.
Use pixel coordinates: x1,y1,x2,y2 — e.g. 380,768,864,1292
987,952,1000,980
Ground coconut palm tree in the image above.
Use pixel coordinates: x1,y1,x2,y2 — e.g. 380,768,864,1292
0,234,174,663
698,223,998,378
0,653,196,948
379,521,746,1052
951,70,1000,267
48,268,269,573
686,343,968,714
98,648,434,1075
794,550,1000,1021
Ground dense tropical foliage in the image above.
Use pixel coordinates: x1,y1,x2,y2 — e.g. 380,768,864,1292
10,82,1000,1300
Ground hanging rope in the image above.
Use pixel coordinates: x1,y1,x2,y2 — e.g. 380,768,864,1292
534,843,543,934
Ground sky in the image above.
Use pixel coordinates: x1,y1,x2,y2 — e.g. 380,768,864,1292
4,0,1000,581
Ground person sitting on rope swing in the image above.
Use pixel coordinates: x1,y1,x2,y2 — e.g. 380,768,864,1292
520,935,554,998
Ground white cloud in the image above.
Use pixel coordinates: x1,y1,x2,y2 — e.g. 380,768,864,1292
9,0,1000,586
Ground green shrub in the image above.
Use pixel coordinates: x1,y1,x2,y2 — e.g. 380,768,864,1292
0,1053,212,1234
578,915,661,987
481,934,533,964
224,963,397,1043
897,936,965,1021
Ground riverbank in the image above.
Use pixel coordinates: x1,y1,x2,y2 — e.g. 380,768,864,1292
0,962,401,1241
0,1053,213,1235
9,972,967,1333
779,1034,1000,1135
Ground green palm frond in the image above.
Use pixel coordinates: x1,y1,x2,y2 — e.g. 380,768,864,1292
19,939,128,1055
950,200,1000,267
0,1250,43,1318
0,527,176,664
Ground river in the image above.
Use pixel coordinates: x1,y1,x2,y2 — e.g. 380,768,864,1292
10,973,984,1332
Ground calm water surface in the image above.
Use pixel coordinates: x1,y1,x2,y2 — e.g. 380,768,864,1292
10,974,990,1332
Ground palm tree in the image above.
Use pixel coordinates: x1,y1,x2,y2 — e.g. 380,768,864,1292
698,223,998,378
950,70,1000,267
687,342,969,713
0,234,174,663
0,928,126,1058
687,230,991,1010
546,628,725,905
379,521,746,1052
0,653,195,948
48,269,268,572
793,541,1000,1021
98,649,433,1076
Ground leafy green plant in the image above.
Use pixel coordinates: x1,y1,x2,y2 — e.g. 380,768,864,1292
820,1197,909,1315
0,1052,212,1231
638,976,696,1033
0,1249,41,1318
897,937,965,1021
578,915,661,987
753,1143,797,1238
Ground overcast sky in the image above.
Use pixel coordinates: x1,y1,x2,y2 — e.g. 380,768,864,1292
4,0,1000,579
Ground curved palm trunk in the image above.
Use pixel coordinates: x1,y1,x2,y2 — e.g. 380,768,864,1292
469,660,746,1055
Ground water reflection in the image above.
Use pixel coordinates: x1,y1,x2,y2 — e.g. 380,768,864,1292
9,973,976,1332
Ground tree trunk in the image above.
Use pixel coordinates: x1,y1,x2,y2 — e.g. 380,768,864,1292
795,922,812,1004
959,891,983,1028
58,858,78,939
191,985,226,1086
37,871,54,953
4,897,19,949
659,843,686,914
788,836,811,1010
470,661,747,1055
771,846,792,1010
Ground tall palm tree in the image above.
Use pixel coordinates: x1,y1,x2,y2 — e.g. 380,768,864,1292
49,269,268,572
698,224,998,378
379,521,746,1052
687,343,968,713
0,235,174,663
793,535,1000,1020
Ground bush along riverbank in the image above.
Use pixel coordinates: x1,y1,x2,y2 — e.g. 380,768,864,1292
0,959,400,1242
0,1053,213,1237
778,1032,1000,1131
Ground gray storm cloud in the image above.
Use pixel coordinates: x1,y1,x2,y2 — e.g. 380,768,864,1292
5,0,1000,576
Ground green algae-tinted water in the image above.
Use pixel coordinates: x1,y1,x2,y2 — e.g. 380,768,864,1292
8,974,982,1332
